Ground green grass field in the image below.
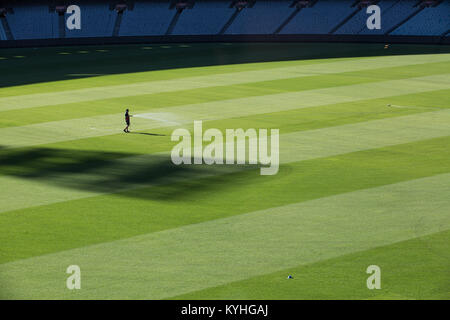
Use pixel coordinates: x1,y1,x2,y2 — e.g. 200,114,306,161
0,42,449,300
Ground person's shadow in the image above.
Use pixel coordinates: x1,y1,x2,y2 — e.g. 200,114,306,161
129,132,166,136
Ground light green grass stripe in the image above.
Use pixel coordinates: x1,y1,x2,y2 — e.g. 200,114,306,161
1,54,449,112
221,108,450,163
2,60,448,129
172,230,450,300
0,74,448,149
0,109,448,214
1,173,448,299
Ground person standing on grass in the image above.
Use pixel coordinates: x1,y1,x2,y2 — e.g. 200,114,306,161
124,108,132,133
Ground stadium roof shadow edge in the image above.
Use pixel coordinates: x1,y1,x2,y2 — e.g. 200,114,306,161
1,41,449,89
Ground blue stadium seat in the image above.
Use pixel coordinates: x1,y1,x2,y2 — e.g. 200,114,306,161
172,0,233,35
358,0,417,35
119,1,174,36
66,4,115,38
7,4,58,40
334,5,368,34
225,0,292,34
392,2,450,36
281,0,355,34
0,22,6,40
1,0,448,40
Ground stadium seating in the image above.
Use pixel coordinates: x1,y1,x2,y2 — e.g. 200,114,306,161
119,1,174,36
281,0,356,34
392,1,450,36
333,6,367,35
1,0,448,40
172,1,233,35
224,0,292,34
0,22,5,40
66,3,115,38
6,4,58,39
358,0,419,35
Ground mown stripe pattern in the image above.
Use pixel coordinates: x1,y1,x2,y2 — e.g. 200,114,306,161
0,44,449,300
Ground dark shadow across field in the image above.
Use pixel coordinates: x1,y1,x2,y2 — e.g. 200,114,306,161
1,43,449,88
0,146,259,200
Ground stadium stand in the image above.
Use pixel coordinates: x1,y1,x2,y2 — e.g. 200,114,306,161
0,16,13,40
280,0,356,34
66,3,115,38
119,1,174,36
0,0,448,43
6,4,58,39
334,2,375,35
224,0,292,34
0,18,5,40
171,1,233,35
392,1,450,36
357,0,420,35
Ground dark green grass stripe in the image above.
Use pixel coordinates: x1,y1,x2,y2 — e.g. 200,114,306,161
170,230,450,300
0,60,448,128
0,136,448,264
8,88,446,157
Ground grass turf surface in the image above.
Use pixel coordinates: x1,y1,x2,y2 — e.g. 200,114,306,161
0,42,449,299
